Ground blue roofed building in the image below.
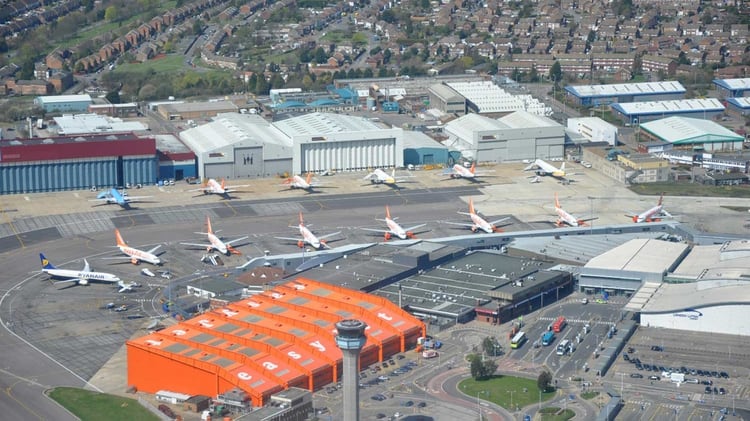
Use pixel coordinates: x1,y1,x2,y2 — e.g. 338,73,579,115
725,97,750,117
564,81,686,107
402,131,449,166
610,98,724,125
712,78,750,98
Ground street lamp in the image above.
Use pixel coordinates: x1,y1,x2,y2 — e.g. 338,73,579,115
507,390,515,412
476,391,486,421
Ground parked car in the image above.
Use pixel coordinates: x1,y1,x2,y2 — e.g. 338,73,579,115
630,373,644,378
648,375,660,381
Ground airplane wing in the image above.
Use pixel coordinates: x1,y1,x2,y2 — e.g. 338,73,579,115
274,236,302,242
147,245,162,254
225,236,249,246
579,217,599,223
53,278,81,285
360,227,388,234
660,210,673,218
442,168,457,175
443,221,474,228
488,217,511,226
122,195,153,202
318,231,342,240
402,223,427,232
180,241,212,248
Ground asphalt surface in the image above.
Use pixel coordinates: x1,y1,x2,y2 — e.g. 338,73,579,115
1,165,750,420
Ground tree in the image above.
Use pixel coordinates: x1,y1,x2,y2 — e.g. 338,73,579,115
104,6,118,22
482,337,502,357
549,61,562,83
105,90,121,104
537,370,553,392
468,354,499,380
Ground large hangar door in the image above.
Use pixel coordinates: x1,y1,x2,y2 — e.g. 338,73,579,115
205,163,234,180
235,147,263,178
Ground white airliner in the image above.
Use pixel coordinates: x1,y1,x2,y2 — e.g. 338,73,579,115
442,162,491,181
282,173,327,193
275,212,341,250
626,193,672,223
103,229,162,265
360,206,427,240
180,216,249,255
40,253,120,286
554,193,597,227
117,280,140,293
524,159,569,182
191,178,250,199
363,168,412,187
445,198,510,233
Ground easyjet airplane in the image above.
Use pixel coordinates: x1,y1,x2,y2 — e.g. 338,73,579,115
191,178,250,199
442,162,492,181
363,168,413,188
554,193,597,227
40,253,120,286
282,173,331,193
180,216,249,255
524,159,569,182
360,205,427,240
103,229,162,265
275,212,341,250
445,198,510,233
626,193,672,223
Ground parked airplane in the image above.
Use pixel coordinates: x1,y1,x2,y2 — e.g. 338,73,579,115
39,253,120,286
529,176,541,184
282,173,329,193
445,198,510,233
103,229,162,265
90,188,152,209
360,206,427,240
117,280,140,293
180,216,249,255
554,193,597,227
442,162,490,181
524,159,570,183
626,193,672,223
191,178,250,199
275,212,341,250
363,168,413,187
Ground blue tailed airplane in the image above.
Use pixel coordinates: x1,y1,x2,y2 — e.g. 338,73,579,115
90,188,153,210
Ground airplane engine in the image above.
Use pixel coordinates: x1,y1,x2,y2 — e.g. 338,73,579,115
131,258,139,265
406,232,415,238
536,170,545,176
471,226,478,232
79,279,89,285
632,216,639,223
384,232,392,241
297,240,305,248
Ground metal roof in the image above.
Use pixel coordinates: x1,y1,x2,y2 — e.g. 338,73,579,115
564,81,685,98
35,94,92,104
498,110,561,128
639,117,743,144
402,130,446,150
610,98,724,116
672,240,750,280
584,238,689,273
712,77,750,91
0,133,155,163
725,97,750,109
54,113,147,135
638,280,750,313
179,113,292,156
272,112,382,137
446,81,551,115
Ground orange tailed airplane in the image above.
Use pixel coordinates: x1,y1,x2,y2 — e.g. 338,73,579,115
180,216,248,255
445,198,510,233
102,229,163,265
554,193,597,227
190,178,250,199
275,212,342,250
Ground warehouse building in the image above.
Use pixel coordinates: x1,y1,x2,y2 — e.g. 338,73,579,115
564,81,685,107
578,238,690,295
610,98,725,125
154,134,196,181
566,117,618,146
402,130,450,166
157,100,239,121
443,110,564,162
52,113,148,136
427,83,466,115
724,96,750,117
34,94,92,113
712,77,750,98
127,277,425,406
446,80,551,116
638,116,744,152
0,132,156,194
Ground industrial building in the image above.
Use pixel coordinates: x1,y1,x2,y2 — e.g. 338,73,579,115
154,134,196,181
52,113,148,136
180,112,404,179
712,77,750,98
610,98,725,125
156,100,239,121
443,110,565,162
578,238,690,295
564,81,686,107
402,130,450,166
566,117,618,146
0,132,156,194
127,277,424,407
34,94,92,113
723,96,750,117
445,81,552,116
638,117,745,152
428,83,467,115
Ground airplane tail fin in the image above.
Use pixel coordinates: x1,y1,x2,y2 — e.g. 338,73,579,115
470,162,476,174
40,253,56,270
391,168,396,178
299,212,305,226
115,229,127,247
554,192,561,209
220,179,226,191
305,172,313,184
469,198,476,214
658,192,664,206
206,215,213,234
560,162,566,172
385,205,391,220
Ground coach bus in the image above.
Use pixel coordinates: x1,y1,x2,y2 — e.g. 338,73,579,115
511,331,527,349
557,339,571,355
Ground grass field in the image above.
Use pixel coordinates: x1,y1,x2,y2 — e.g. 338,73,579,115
458,375,556,411
48,387,159,421
540,407,575,420
629,182,750,198
115,55,187,74
580,391,599,400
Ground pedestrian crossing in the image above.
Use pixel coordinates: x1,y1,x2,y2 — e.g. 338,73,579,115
537,316,596,324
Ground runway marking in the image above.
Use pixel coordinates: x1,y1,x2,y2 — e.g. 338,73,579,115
0,204,25,249
223,201,238,217
5,379,44,420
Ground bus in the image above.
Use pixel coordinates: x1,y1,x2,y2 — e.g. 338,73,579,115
552,316,566,333
511,331,527,349
541,331,555,346
557,339,570,356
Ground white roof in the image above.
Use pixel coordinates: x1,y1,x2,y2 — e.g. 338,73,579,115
673,240,750,279
728,97,750,107
37,94,92,104
54,113,147,135
640,117,743,143
272,112,383,137
567,117,617,131
498,110,560,128
585,238,688,273
715,77,750,90
156,390,192,400
639,280,750,313
179,113,292,157
613,98,724,115
444,113,505,144
567,81,685,97
402,130,445,149
446,81,551,115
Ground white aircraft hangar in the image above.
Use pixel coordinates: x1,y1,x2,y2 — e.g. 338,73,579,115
179,112,403,180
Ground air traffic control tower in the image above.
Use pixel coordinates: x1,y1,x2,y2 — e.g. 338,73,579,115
335,319,368,421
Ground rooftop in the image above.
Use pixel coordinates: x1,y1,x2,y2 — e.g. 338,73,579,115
639,117,743,143
53,113,148,136
35,94,92,103
565,81,685,98
584,238,689,273
611,98,724,116
639,280,750,313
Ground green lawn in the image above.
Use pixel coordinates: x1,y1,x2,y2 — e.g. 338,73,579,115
629,182,750,199
540,407,575,420
115,54,187,74
48,387,159,421
458,376,556,411
580,391,599,400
